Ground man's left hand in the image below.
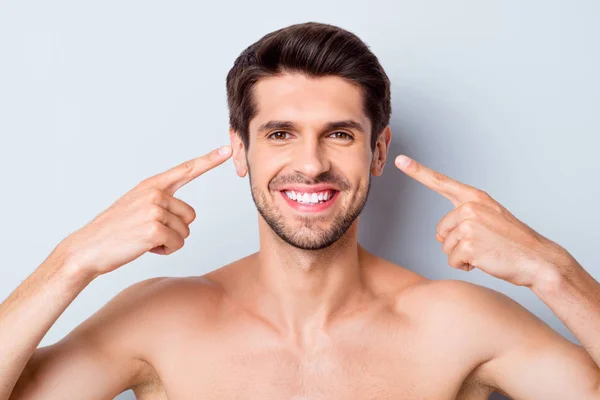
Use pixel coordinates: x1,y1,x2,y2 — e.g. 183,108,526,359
394,154,572,288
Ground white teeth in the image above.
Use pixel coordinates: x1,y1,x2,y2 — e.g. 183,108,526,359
284,190,335,205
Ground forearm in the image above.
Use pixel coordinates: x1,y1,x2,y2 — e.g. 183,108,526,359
531,248,600,367
0,244,96,399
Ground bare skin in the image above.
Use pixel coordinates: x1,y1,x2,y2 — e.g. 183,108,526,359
4,72,600,400
12,245,595,400
116,249,504,400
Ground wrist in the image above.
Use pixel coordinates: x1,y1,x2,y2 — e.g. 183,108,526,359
530,248,578,296
50,242,100,284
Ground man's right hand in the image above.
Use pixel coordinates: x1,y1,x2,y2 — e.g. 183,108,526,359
56,145,232,278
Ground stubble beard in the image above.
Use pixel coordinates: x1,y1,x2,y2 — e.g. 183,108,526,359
248,167,372,251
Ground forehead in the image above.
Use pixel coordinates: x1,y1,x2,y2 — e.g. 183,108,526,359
248,72,370,133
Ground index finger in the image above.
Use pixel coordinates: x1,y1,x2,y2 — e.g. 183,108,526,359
395,155,477,206
145,145,232,195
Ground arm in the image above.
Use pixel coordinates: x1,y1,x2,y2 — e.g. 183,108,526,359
1,243,162,400
531,248,600,372
1,145,231,399
451,274,600,400
392,155,600,398
0,245,96,399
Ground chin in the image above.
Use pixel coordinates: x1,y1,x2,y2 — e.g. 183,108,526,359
251,177,370,251
280,233,340,251
273,221,349,251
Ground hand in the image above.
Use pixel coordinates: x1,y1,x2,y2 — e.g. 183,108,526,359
394,154,569,288
56,145,232,278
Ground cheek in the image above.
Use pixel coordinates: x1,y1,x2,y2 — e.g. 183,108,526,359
247,159,281,191
345,157,371,181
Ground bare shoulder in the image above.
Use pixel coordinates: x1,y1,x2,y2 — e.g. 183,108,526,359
396,277,553,351
104,274,228,396
108,255,255,358
400,278,562,345
12,275,221,399
398,278,597,392
349,251,543,348
68,268,236,398
72,274,223,342
364,257,514,338
107,273,231,351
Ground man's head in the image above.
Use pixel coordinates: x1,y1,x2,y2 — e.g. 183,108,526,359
225,22,392,251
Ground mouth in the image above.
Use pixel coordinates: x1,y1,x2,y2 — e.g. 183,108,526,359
279,189,339,213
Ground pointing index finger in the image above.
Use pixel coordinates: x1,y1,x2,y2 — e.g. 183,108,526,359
395,155,476,206
147,145,232,195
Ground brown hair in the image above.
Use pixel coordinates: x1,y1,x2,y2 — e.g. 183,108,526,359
225,22,391,150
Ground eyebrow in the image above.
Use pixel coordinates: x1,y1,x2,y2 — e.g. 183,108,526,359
257,119,366,135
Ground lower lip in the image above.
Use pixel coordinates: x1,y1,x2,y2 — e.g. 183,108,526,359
280,191,339,213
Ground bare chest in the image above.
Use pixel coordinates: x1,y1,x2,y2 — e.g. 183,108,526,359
131,275,494,400
135,332,490,400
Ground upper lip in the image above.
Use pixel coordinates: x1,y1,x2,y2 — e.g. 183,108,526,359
279,184,339,193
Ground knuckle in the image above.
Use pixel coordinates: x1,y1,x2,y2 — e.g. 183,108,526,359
435,231,445,242
178,160,195,175
460,202,478,218
459,238,475,253
475,190,491,201
148,205,167,222
174,234,185,249
147,221,164,240
183,224,191,238
460,220,477,236
173,197,196,224
182,206,196,225
147,188,166,204
188,207,197,224
462,202,477,213
135,177,152,190
448,256,460,269
410,161,421,174
432,170,448,186
133,180,147,192
441,240,452,254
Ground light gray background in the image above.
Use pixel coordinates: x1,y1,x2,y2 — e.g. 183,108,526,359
1,1,598,399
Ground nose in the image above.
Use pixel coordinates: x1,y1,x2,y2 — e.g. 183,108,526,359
290,138,330,179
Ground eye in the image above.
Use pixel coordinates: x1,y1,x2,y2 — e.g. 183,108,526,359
329,131,353,141
267,131,291,140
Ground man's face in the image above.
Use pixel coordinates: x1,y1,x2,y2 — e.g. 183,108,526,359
233,73,384,250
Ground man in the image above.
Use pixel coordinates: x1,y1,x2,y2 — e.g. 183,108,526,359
2,21,599,400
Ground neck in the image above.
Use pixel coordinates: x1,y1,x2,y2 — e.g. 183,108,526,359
251,216,370,344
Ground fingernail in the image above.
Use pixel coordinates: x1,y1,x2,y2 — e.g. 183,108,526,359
218,145,231,155
395,155,410,168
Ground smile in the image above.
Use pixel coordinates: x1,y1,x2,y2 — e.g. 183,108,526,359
283,190,335,204
279,189,339,213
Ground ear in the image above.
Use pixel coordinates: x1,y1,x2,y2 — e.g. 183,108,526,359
371,125,392,176
229,128,248,177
